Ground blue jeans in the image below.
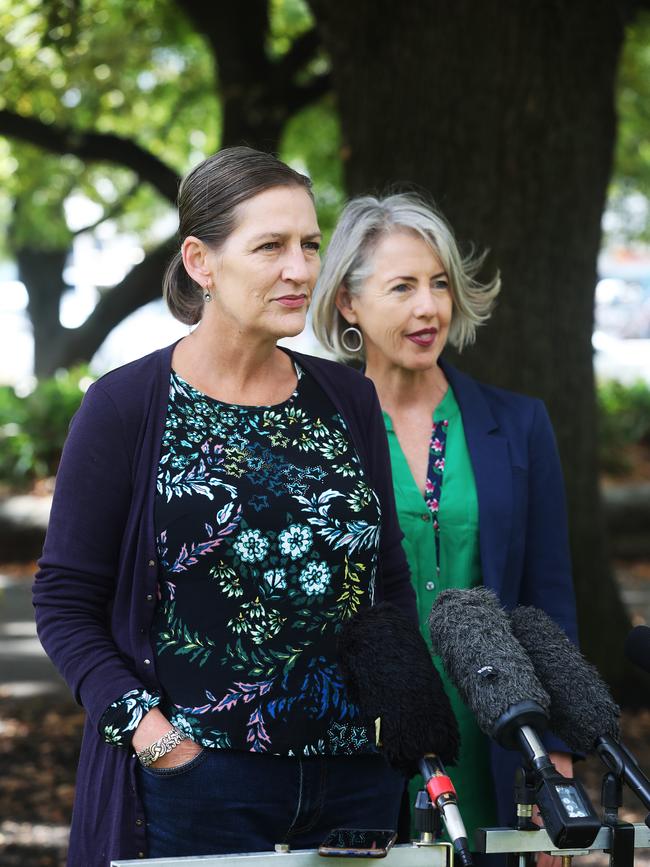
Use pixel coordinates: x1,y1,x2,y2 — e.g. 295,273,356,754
137,749,406,859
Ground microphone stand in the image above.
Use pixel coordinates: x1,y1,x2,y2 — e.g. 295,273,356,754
413,789,442,845
596,736,650,829
418,756,473,866
600,771,635,867
506,767,537,867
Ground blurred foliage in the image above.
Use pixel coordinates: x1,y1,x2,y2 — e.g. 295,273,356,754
281,96,343,241
0,0,217,256
0,0,341,290
0,0,648,257
268,0,315,58
598,379,650,475
2,0,645,378
606,9,650,243
0,367,91,486
0,0,218,163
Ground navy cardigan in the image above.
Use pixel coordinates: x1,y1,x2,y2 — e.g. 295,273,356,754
33,343,416,866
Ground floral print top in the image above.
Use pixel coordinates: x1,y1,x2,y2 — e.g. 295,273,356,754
100,364,380,757
424,418,449,577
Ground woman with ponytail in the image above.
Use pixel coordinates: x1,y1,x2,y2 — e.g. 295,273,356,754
34,148,415,865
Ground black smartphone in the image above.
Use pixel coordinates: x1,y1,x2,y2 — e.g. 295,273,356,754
318,828,397,858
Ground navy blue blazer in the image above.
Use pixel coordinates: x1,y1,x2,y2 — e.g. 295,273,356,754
440,357,579,825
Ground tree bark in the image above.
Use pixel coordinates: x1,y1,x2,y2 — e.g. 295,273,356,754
310,0,638,699
178,0,330,152
17,248,70,378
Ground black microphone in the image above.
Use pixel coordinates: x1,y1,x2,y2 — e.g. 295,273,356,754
428,588,601,849
511,605,650,821
624,624,650,675
338,602,473,867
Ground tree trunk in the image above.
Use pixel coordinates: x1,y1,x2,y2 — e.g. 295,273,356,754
17,247,70,378
310,0,639,699
180,1,329,152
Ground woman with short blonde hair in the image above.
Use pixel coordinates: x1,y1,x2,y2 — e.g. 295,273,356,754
312,192,577,856
312,192,499,362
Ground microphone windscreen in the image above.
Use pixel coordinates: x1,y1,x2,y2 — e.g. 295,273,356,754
338,602,460,774
510,605,620,751
624,625,650,675
428,588,550,737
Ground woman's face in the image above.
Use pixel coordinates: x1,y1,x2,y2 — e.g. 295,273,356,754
202,185,321,340
338,230,453,372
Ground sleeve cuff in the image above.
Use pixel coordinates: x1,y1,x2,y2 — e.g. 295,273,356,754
99,688,161,747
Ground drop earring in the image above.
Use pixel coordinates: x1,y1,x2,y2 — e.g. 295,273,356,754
203,280,212,303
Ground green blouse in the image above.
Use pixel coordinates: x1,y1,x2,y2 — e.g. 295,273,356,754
383,385,497,844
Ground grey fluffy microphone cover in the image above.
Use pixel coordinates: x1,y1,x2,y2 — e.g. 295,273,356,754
510,605,620,751
428,587,550,736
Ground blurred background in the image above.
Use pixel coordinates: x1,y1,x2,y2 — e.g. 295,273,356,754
1,1,650,864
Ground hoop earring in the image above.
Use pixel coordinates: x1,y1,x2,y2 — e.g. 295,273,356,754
341,326,364,353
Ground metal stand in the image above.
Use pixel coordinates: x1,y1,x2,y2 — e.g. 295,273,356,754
111,844,452,867
505,768,537,867
601,771,635,867
475,765,650,863
475,823,650,858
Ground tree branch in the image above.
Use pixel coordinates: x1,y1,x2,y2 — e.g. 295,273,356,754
70,182,140,238
49,236,178,370
0,109,180,202
176,0,270,82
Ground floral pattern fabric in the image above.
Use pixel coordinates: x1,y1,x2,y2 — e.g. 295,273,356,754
100,690,161,746
101,365,379,756
424,418,449,578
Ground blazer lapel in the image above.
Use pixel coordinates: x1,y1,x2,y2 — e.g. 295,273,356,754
440,359,512,594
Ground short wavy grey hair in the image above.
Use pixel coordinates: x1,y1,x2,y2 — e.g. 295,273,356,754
311,192,501,362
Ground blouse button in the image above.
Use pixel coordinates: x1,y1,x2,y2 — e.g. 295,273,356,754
148,559,156,567
425,581,435,591
420,513,430,522
144,658,151,665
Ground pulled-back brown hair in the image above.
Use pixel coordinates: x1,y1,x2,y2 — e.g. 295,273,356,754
163,146,313,325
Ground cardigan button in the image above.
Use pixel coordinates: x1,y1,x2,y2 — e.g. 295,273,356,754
420,513,430,522
144,658,151,665
146,594,153,602
425,581,435,591
138,852,145,858
148,559,156,567
136,818,144,826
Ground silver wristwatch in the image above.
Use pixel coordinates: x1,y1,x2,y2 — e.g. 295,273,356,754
136,726,188,768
